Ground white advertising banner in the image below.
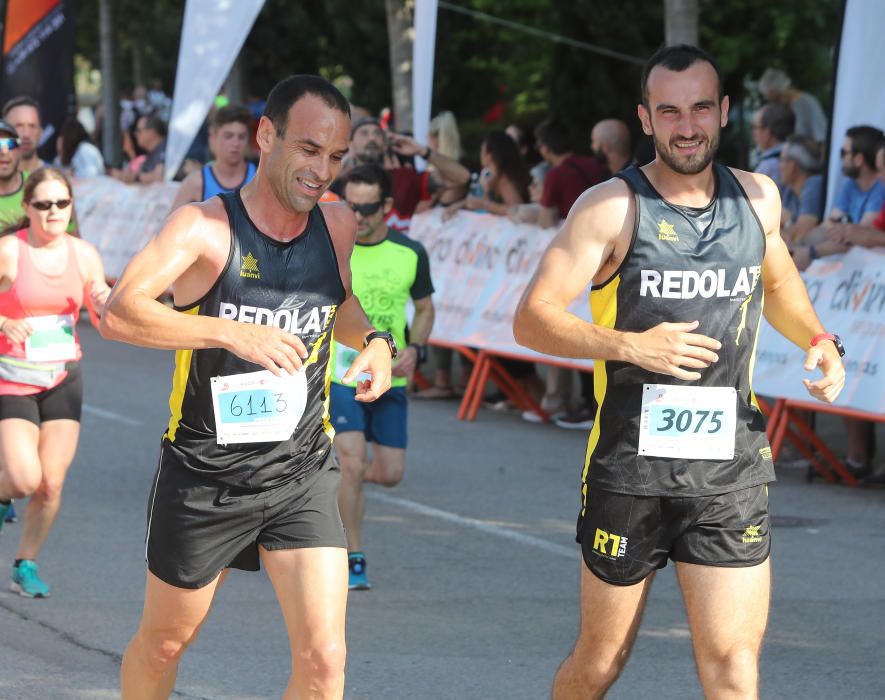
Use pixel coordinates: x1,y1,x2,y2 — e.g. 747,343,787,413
753,247,885,416
73,176,179,280
165,0,266,181
412,0,438,169
409,210,594,367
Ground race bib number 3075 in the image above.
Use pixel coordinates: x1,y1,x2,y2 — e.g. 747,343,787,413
210,369,307,446
638,384,737,461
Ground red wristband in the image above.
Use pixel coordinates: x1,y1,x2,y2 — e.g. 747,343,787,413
810,333,835,347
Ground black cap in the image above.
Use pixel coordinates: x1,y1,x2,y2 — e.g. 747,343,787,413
0,119,18,138
350,117,383,139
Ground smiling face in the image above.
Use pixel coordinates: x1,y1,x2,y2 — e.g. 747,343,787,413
638,60,728,176
24,177,73,238
258,94,350,213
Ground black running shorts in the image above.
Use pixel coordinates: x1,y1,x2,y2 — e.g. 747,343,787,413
0,365,83,425
578,484,770,586
145,446,346,589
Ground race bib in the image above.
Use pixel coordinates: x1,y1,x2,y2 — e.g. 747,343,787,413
25,314,77,362
210,369,307,446
638,384,737,461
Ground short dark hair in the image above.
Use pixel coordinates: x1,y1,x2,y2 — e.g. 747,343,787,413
211,104,251,132
341,164,392,201
534,118,571,155
263,75,351,138
138,114,167,138
641,44,724,106
759,102,795,142
845,125,885,169
2,95,41,121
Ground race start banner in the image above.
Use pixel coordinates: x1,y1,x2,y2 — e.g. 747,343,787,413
409,209,594,367
1,0,77,162
753,247,885,417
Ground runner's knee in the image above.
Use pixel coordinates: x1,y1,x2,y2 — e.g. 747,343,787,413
571,640,631,691
294,639,346,688
696,645,759,691
32,474,66,503
135,623,202,673
4,464,42,499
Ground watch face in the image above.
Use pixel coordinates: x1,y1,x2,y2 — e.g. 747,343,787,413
833,335,845,357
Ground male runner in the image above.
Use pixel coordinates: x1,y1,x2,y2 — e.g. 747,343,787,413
2,97,46,174
101,75,394,700
513,45,845,699
330,164,434,590
170,104,257,210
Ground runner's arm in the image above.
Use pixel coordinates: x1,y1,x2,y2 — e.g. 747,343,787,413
101,202,309,374
392,295,434,377
75,240,111,329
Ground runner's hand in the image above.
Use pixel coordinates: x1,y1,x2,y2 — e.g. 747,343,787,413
391,346,417,378
0,318,33,344
802,342,845,404
87,280,112,316
626,320,721,381
224,322,309,376
343,339,392,402
388,133,423,157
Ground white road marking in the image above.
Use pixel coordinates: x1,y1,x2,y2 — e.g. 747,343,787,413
367,491,576,559
82,404,143,427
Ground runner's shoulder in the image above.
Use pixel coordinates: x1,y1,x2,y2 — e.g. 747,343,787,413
567,176,633,240
727,166,780,231
385,229,428,256
165,196,229,237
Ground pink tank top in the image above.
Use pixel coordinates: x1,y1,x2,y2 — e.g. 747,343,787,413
0,230,84,395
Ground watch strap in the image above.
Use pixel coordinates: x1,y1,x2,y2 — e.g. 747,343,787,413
810,333,836,347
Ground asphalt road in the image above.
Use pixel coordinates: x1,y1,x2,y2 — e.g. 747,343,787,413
0,324,883,699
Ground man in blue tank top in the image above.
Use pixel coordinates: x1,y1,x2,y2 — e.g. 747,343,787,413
514,45,846,699
102,76,395,699
170,104,257,211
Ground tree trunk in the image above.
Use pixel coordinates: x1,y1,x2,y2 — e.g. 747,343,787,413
384,0,414,131
664,0,699,46
99,0,122,167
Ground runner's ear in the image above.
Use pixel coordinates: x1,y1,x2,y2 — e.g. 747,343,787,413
383,196,394,216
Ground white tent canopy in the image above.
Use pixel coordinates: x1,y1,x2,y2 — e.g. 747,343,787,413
166,0,438,181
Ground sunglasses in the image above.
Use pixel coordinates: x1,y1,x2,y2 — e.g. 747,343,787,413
0,137,20,150
840,148,853,158
30,199,72,211
347,201,384,217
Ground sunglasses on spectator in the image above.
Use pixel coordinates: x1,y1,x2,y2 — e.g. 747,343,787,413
0,137,20,150
347,201,384,217
30,199,72,211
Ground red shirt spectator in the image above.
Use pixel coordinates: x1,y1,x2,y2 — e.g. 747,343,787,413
540,154,608,219
873,202,885,231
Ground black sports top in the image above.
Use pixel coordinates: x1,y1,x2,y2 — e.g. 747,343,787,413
581,163,775,506
164,191,345,489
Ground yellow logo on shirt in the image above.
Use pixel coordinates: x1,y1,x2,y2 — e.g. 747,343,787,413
742,525,763,543
658,218,679,242
240,252,260,280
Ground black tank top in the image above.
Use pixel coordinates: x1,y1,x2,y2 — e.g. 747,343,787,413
582,163,775,501
164,191,345,489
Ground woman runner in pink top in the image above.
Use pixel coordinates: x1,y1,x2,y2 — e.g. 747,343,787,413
0,166,110,597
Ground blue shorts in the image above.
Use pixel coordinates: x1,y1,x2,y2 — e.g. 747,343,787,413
329,383,408,448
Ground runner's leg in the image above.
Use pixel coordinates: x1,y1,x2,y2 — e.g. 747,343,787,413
16,419,79,560
552,564,654,700
0,418,42,502
363,444,405,487
335,431,368,552
121,570,225,699
676,559,770,700
260,546,348,700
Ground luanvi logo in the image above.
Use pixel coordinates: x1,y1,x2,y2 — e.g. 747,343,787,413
240,252,260,279
592,528,628,559
658,218,679,242
742,525,763,543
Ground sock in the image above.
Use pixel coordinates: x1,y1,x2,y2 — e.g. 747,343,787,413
14,559,24,568
0,499,10,505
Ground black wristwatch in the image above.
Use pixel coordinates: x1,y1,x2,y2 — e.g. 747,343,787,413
409,343,428,364
364,330,397,358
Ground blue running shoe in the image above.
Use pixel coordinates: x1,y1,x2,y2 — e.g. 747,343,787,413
5,501,17,523
11,560,50,598
348,552,371,590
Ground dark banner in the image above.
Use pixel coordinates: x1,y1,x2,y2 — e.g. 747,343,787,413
1,0,78,162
